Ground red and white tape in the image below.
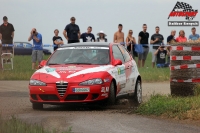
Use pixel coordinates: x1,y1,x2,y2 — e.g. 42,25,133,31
170,64,200,70
170,78,200,83
171,56,200,60
171,46,200,51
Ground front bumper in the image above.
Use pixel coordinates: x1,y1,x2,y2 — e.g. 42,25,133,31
29,83,110,104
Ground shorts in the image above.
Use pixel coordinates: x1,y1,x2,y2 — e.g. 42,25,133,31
156,63,169,68
152,49,157,62
68,40,79,44
138,47,149,60
32,50,43,63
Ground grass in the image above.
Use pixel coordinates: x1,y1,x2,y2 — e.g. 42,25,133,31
0,115,72,133
135,85,200,120
0,53,170,82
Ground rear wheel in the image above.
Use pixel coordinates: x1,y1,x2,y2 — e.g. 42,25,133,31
133,80,142,105
107,81,116,105
32,103,43,110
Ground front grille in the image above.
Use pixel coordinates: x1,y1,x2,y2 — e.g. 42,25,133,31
65,94,88,101
56,81,68,97
31,94,37,100
92,94,99,100
39,94,59,101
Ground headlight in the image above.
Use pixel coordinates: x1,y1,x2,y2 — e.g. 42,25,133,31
79,78,103,85
30,79,46,86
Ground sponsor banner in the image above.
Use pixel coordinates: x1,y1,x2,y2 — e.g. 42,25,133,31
170,78,200,83
72,88,90,93
170,64,200,70
171,46,200,51
170,56,200,60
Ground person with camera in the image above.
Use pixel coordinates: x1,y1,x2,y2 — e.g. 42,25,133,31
28,28,43,70
154,45,169,68
150,26,164,68
63,17,81,44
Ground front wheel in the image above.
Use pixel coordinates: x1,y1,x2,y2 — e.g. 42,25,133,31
133,80,142,105
32,103,43,110
107,81,116,105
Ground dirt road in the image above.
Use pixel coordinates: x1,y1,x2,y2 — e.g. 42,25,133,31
0,81,200,133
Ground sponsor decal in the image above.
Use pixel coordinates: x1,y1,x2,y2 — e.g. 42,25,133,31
104,78,110,82
57,66,82,71
58,71,66,73
101,93,108,97
168,1,199,26
101,87,106,93
72,88,90,93
117,67,125,75
46,68,56,72
105,87,109,92
62,47,109,49
69,71,76,73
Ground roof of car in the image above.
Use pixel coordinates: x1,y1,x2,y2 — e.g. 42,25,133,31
62,42,111,47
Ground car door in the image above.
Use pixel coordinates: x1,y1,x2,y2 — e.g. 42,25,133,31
14,42,23,55
23,43,33,55
118,44,135,93
112,45,127,96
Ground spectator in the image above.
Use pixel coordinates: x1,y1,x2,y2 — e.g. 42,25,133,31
176,30,187,42
166,46,171,65
53,29,64,51
63,17,81,44
138,24,149,68
113,24,125,45
0,16,15,63
167,30,176,44
189,27,199,41
28,28,43,70
150,26,164,68
154,46,170,68
96,30,107,42
125,30,137,59
80,26,95,42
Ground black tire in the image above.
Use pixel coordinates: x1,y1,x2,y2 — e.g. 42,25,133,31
133,80,142,105
107,81,116,105
32,103,43,110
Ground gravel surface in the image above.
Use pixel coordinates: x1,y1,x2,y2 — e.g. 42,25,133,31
0,81,200,133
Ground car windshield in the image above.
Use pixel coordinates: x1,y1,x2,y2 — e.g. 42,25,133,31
47,46,110,65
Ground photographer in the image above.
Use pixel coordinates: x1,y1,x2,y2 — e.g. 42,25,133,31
28,28,43,70
154,45,169,68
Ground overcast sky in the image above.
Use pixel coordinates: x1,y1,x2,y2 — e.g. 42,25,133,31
1,0,199,45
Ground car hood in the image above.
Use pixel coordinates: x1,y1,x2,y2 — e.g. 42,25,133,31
31,65,114,83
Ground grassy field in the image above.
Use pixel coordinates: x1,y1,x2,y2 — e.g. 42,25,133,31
0,53,170,82
135,86,200,120
0,115,72,133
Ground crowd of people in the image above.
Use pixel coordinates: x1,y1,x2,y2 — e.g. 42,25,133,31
0,16,200,70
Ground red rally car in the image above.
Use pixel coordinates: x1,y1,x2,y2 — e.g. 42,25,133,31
29,42,142,110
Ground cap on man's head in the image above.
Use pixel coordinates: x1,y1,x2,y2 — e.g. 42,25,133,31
3,16,8,20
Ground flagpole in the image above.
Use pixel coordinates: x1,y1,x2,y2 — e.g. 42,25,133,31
168,1,179,19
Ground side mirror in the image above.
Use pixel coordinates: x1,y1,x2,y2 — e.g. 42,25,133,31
39,60,47,69
113,59,122,66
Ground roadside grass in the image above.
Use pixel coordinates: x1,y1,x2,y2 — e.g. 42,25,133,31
0,55,49,80
137,52,170,82
135,85,200,120
0,115,72,133
0,53,170,82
